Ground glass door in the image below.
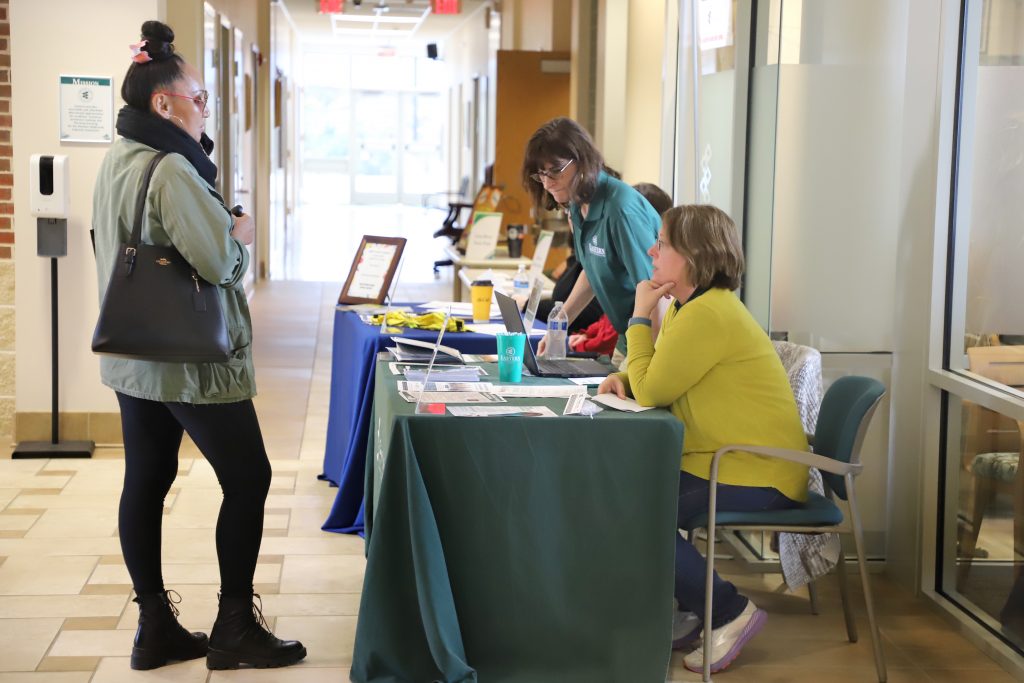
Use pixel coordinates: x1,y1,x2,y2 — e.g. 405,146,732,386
399,92,445,204
939,0,1024,655
351,91,400,203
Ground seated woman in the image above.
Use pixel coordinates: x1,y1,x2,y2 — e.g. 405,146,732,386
598,205,809,674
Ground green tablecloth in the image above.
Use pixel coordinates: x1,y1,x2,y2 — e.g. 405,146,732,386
351,361,684,683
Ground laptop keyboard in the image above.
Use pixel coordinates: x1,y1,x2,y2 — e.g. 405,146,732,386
538,358,607,375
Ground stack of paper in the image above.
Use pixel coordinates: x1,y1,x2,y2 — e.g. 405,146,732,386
399,391,505,404
490,385,587,398
420,301,501,319
398,381,495,392
387,337,464,365
401,366,487,381
466,323,545,337
447,405,557,417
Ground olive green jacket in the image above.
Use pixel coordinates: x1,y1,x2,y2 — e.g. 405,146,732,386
92,139,255,404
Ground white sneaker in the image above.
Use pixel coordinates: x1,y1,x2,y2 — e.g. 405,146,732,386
672,610,701,650
682,600,766,673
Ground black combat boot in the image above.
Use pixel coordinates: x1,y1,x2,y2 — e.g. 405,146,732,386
206,592,306,669
130,590,209,670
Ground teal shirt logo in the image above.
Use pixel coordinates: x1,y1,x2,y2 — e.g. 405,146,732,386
588,235,606,258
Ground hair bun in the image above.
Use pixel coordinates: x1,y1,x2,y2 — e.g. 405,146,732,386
140,20,175,60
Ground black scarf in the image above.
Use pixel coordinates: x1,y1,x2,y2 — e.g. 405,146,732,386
116,106,218,187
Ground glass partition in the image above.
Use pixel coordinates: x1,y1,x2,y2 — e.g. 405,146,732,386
940,0,1024,655
947,0,1024,382
944,395,1024,651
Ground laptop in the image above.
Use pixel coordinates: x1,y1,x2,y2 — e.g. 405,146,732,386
494,291,610,379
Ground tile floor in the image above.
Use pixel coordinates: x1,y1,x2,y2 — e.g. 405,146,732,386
0,206,1018,681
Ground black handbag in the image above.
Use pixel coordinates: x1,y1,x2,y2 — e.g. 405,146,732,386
91,152,233,363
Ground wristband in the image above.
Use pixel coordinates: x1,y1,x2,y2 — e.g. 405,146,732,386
628,316,652,327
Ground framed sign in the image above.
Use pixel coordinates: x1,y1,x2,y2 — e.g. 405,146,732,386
463,211,503,260
338,236,407,305
59,75,114,143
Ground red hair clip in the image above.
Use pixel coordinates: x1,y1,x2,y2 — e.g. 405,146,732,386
129,40,152,64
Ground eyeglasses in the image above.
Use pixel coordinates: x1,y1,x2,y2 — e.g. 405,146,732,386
156,90,209,113
530,158,574,183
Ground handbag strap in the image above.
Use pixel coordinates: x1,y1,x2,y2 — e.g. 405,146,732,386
127,152,169,249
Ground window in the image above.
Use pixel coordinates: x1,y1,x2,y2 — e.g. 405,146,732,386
940,0,1024,654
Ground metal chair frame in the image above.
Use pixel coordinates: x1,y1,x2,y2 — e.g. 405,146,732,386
689,380,887,682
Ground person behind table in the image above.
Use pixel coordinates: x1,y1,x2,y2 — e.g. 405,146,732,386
598,204,809,674
568,181,674,360
633,182,673,217
92,20,304,671
521,118,660,356
524,165,627,330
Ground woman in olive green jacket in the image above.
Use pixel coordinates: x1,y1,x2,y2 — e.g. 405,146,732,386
92,20,304,672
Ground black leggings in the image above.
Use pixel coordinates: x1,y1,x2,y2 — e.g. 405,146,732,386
116,392,272,597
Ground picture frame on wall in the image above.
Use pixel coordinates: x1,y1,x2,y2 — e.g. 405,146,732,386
338,236,407,305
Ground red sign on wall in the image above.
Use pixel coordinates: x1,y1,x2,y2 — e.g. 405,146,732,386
319,0,344,14
432,0,461,15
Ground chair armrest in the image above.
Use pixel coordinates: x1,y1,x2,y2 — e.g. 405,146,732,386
709,444,862,480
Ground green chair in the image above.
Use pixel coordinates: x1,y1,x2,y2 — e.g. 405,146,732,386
683,375,887,682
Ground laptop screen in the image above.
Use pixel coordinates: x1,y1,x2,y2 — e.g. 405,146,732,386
494,291,541,374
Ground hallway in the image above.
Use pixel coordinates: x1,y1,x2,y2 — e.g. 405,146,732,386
0,275,1015,680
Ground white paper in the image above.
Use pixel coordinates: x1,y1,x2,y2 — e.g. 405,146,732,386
398,381,493,392
698,0,733,50
390,336,463,362
590,394,656,412
390,363,488,377
348,243,397,299
467,323,545,337
464,211,503,260
342,304,413,315
447,405,558,417
491,385,586,398
563,393,587,415
420,301,502,319
522,278,544,331
569,377,607,386
529,230,554,284
399,391,506,404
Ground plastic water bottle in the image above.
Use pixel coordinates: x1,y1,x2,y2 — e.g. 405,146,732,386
547,301,568,360
512,264,530,293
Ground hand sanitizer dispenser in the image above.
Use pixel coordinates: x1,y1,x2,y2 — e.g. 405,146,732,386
29,154,70,257
13,153,94,458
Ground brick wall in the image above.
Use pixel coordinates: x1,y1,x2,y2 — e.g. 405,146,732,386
0,0,14,445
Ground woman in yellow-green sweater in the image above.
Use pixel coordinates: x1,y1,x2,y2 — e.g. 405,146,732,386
598,205,808,675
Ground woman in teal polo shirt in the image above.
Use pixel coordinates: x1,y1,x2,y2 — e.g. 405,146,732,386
522,117,661,355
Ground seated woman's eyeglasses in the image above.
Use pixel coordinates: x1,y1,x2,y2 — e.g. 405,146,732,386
530,158,574,183
156,90,210,113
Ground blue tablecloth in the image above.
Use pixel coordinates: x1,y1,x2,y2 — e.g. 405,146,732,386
320,308,513,535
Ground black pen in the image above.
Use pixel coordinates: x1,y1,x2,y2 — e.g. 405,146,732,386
230,204,244,217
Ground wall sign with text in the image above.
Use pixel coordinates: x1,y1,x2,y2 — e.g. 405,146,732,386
338,236,407,305
59,75,114,144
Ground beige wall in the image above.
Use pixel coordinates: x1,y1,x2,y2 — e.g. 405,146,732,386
622,0,665,186
0,0,13,444
501,0,572,52
11,0,161,415
10,0,270,424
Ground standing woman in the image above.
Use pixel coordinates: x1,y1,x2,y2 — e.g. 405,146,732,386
92,21,304,671
522,117,661,355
